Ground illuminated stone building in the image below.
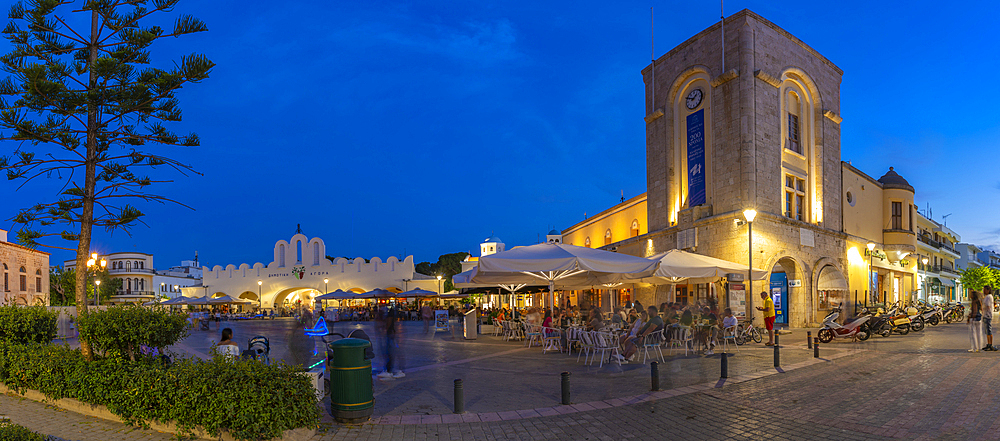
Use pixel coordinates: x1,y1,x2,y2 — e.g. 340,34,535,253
564,10,849,326
0,229,49,306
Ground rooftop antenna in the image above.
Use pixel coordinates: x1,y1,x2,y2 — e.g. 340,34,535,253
942,213,952,226
621,189,625,203
721,0,725,73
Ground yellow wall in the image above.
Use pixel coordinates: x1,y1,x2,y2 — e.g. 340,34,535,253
841,165,883,240
562,193,648,248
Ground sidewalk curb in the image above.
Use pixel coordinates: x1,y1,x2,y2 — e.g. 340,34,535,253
366,347,861,425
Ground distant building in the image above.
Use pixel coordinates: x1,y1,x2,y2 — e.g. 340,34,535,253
0,229,50,306
65,252,202,304
192,232,438,309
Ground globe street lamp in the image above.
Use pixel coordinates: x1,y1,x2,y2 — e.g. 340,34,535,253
743,209,757,312
86,253,107,306
94,280,101,305
437,275,443,307
867,242,877,304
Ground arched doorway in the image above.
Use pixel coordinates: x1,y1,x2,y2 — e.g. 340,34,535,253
768,256,804,326
271,287,321,310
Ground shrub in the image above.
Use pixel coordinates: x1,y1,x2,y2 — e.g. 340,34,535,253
77,304,189,360
0,423,45,441
0,343,318,440
0,305,58,344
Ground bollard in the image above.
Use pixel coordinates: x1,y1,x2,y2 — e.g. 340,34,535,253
650,362,660,391
814,337,820,359
773,334,780,367
453,379,464,414
561,372,571,405
721,353,728,378
807,331,812,349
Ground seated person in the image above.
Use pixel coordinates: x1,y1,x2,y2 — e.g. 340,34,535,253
721,308,738,331
586,307,604,332
697,307,719,355
611,307,624,326
619,310,647,347
620,306,664,362
679,309,694,327
216,328,240,359
663,303,679,324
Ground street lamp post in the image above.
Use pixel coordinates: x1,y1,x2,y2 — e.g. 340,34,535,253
743,209,757,312
867,242,877,304
257,280,263,311
921,257,929,303
86,253,107,306
437,275,443,307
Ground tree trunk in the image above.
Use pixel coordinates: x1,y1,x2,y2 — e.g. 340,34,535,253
75,8,101,361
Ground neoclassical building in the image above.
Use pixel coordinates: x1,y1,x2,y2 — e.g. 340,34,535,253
189,233,439,309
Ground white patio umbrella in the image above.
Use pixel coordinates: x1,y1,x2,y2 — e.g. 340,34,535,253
208,294,250,304
640,249,768,305
315,289,354,301
473,242,660,313
160,296,193,305
454,267,528,309
398,288,439,298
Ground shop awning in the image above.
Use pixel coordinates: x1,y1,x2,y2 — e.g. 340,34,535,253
817,266,848,291
939,278,956,287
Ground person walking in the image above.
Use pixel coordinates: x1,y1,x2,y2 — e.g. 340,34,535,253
421,302,433,334
983,286,995,351
756,291,776,346
968,290,983,353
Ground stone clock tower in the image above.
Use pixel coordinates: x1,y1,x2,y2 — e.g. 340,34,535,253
637,9,848,326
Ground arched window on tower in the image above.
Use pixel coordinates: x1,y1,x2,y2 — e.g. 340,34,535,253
296,241,303,263
313,244,320,266
19,266,26,291
584,237,591,248
786,91,802,154
631,219,640,238
604,229,613,246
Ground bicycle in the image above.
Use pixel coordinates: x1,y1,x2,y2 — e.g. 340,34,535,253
734,314,763,345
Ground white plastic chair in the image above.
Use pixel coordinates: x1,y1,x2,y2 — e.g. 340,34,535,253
578,331,595,364
641,329,666,363
721,325,740,353
669,325,694,356
592,332,622,368
524,323,542,347
542,326,562,353
492,319,503,336
566,327,583,355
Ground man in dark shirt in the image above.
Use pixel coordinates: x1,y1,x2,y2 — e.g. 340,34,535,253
620,305,664,362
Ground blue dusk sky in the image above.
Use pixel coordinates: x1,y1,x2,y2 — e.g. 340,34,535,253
3,1,999,268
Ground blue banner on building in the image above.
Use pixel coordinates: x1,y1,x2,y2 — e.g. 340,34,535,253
687,109,706,206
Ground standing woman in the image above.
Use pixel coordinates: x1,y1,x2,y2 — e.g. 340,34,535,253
969,290,983,353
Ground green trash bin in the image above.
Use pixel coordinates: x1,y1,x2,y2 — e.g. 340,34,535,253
327,338,374,423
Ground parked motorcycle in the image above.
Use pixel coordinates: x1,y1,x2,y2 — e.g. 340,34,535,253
860,308,892,338
943,303,966,324
916,301,942,326
905,305,925,332
885,304,911,335
817,305,871,343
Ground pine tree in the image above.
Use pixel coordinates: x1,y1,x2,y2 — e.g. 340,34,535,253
0,0,213,358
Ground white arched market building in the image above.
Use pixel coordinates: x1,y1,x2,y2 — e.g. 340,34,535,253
185,233,440,309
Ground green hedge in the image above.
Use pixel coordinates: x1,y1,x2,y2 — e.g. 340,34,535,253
0,423,45,441
0,305,58,344
0,343,318,440
77,304,189,360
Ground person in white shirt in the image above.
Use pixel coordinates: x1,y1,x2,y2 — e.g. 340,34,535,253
216,328,240,359
983,286,995,351
721,307,738,330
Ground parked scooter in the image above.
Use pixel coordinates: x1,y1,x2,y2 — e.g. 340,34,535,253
860,307,893,338
943,303,966,324
817,304,871,343
905,305,925,332
916,301,942,326
885,303,912,335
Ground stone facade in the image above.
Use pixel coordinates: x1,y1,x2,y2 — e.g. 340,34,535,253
632,10,848,326
0,230,50,306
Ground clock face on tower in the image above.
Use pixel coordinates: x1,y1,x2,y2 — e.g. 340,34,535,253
686,88,703,110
